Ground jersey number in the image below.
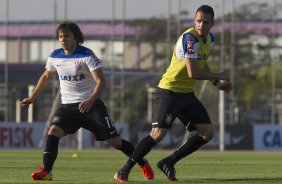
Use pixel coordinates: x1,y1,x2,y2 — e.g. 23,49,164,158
104,116,115,129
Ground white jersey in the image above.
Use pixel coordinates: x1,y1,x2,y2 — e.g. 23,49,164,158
45,45,103,104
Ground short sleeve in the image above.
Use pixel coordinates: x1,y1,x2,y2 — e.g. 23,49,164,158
175,32,200,61
45,57,56,71
182,32,200,59
85,51,103,71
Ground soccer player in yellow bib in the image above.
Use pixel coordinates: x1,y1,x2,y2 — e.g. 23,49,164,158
114,5,232,182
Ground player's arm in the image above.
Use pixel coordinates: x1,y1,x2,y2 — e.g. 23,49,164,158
203,64,233,92
203,63,223,85
184,58,230,81
20,70,55,107
181,32,229,81
89,68,105,103
79,68,106,113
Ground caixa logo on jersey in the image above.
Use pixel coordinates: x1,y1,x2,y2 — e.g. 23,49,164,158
59,74,86,81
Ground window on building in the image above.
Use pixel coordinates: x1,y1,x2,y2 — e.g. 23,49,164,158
85,40,124,68
29,41,40,63
0,40,7,63
41,40,58,61
29,40,59,63
84,40,105,59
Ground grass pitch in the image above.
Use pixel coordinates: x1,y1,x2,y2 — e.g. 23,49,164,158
0,150,281,183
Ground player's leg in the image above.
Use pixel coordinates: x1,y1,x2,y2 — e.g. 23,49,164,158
32,104,82,180
157,125,211,181
158,94,213,180
83,99,154,181
161,124,213,165
106,136,147,166
43,125,65,171
31,125,64,180
115,88,180,182
107,136,155,180
114,127,166,182
117,127,166,170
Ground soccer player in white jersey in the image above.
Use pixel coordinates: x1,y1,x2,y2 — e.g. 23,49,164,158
20,22,154,181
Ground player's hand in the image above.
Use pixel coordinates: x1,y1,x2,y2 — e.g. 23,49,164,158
217,81,233,92
20,98,34,107
79,99,94,113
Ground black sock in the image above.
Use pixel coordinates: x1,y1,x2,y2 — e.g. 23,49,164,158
119,139,146,166
163,134,206,166
121,135,156,172
43,135,60,172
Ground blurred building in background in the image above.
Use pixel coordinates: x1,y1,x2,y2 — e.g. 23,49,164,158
0,0,282,128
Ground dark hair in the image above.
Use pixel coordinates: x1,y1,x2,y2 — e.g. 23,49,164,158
56,22,84,44
196,5,214,20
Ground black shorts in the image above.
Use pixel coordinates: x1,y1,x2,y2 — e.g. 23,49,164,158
152,88,211,130
50,99,119,141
